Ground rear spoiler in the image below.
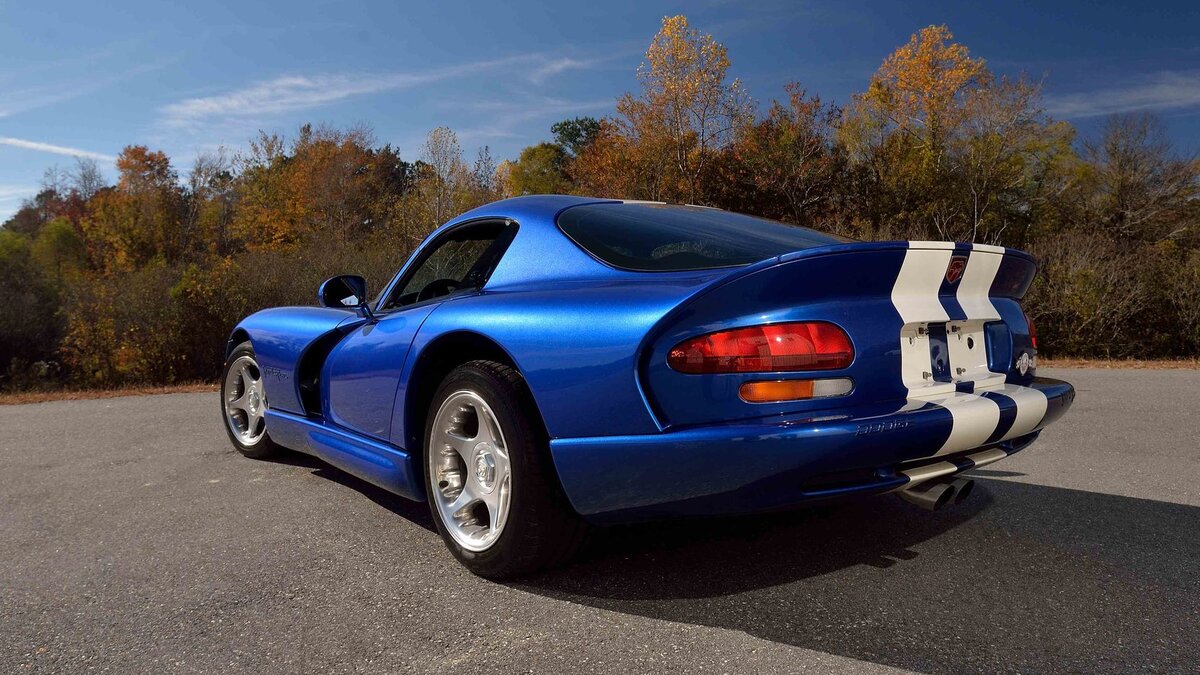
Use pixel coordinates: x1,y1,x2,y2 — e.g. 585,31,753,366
674,240,1036,319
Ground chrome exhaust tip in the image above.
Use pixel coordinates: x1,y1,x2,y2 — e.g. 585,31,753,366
897,480,957,511
949,478,975,504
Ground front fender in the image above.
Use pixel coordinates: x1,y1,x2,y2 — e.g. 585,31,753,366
232,307,361,414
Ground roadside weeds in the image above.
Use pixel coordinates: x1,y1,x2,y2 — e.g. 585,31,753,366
0,382,217,406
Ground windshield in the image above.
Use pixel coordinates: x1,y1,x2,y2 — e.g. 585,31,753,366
557,203,851,272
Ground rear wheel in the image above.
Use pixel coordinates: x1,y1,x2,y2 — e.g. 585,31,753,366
220,341,280,459
424,360,587,578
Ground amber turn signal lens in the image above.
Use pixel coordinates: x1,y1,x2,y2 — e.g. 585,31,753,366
740,379,815,403
739,377,854,403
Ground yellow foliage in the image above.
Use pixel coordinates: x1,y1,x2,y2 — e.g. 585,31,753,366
866,25,989,137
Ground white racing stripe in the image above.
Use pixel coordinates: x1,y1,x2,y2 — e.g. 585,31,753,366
971,243,1006,255
930,392,1001,455
892,241,1047,457
891,246,952,324
892,244,952,395
993,384,1049,441
957,246,1003,321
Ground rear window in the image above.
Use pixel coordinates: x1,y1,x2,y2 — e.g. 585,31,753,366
557,203,850,271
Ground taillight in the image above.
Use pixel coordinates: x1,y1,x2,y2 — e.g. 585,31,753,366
1026,313,1037,350
667,322,853,374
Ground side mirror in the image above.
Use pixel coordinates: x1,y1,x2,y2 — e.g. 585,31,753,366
318,274,372,318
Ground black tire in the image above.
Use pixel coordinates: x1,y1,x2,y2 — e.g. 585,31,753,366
220,340,281,459
423,360,588,578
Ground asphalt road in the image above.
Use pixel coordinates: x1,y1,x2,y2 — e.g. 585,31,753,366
1,368,1197,674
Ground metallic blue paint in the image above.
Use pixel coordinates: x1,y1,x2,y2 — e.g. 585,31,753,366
228,195,1073,523
550,378,1074,521
264,408,423,500
323,303,438,441
233,307,360,414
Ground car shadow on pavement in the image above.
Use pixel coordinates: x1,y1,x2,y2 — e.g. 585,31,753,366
265,450,436,531
515,479,1199,673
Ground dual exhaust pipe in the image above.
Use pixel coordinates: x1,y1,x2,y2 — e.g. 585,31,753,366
897,477,975,511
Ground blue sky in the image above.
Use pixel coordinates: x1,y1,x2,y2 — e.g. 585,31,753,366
2,0,1199,221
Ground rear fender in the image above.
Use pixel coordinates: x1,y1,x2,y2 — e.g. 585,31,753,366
639,242,1038,429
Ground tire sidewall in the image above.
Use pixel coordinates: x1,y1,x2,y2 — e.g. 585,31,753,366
220,341,277,459
423,363,544,572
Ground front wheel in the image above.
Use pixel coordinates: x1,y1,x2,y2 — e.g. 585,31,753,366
220,341,280,459
424,361,587,578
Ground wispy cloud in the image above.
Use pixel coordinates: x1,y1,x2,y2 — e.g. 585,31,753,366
0,137,117,162
0,61,167,119
1045,70,1200,118
0,185,37,202
160,54,545,127
0,185,38,222
528,57,604,84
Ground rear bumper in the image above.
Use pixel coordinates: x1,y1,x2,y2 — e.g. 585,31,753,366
549,377,1074,523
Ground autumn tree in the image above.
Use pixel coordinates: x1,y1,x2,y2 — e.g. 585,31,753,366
0,230,60,376
1078,113,1199,242
288,124,379,238
717,84,845,227
235,125,379,248
185,149,236,255
461,146,503,208
551,117,602,157
577,15,752,202
2,188,65,236
231,132,303,250
508,142,570,195
841,25,1071,242
32,217,87,283
493,160,515,199
420,126,464,225
70,158,107,201
572,119,662,199
83,146,185,271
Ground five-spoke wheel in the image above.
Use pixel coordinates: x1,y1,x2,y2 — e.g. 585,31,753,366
224,355,267,446
220,341,279,458
429,391,512,551
423,360,587,578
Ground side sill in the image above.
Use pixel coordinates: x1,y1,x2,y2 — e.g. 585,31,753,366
264,409,425,501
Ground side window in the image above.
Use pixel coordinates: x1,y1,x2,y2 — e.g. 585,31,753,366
382,221,512,310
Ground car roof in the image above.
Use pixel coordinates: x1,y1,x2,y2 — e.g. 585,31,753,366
443,194,619,230
428,196,751,287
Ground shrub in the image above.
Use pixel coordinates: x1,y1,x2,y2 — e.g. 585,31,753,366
1025,230,1147,358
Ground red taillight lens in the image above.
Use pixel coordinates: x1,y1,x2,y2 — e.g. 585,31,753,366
667,322,853,374
1026,314,1037,350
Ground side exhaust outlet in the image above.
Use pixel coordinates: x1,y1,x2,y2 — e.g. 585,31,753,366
897,480,957,511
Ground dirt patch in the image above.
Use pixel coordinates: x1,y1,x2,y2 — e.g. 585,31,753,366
1041,358,1200,370
0,382,217,405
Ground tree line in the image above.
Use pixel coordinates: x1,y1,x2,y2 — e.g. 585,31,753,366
2,16,1198,390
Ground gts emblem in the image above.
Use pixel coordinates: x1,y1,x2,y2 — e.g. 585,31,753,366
263,366,288,381
856,420,911,436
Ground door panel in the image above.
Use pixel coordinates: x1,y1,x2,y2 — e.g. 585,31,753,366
322,304,437,441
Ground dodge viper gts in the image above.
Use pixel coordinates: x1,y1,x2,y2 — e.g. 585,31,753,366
221,195,1074,578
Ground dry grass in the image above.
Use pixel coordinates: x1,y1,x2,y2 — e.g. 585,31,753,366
1040,358,1200,370
0,382,217,406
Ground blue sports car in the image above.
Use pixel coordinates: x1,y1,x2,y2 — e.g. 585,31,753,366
221,195,1074,578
